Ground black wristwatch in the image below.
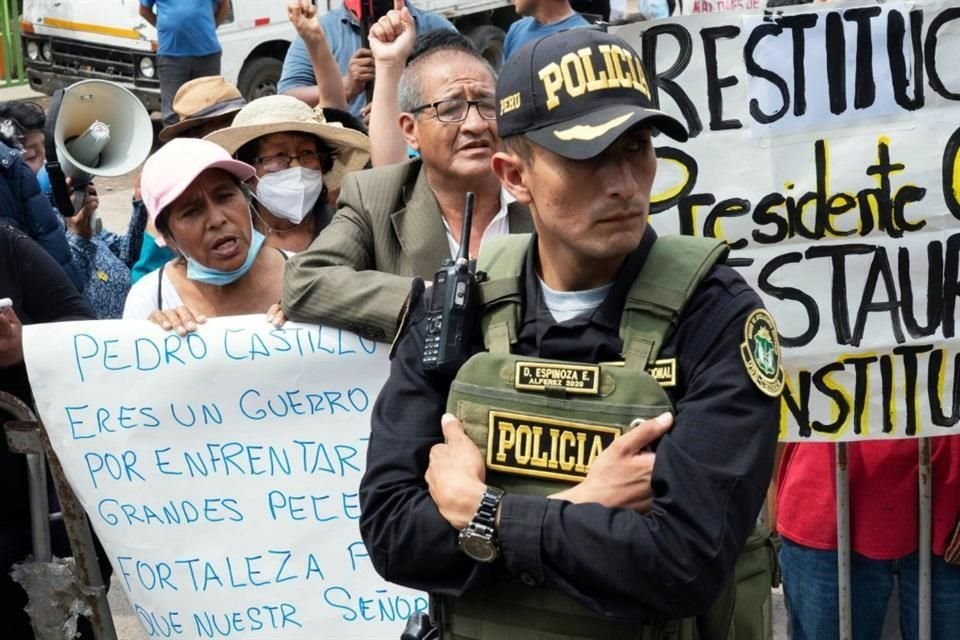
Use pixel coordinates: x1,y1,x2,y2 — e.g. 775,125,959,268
458,486,505,563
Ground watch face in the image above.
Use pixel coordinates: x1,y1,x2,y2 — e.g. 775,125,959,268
460,530,498,563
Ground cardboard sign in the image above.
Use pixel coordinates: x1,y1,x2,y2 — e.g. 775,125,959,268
614,0,960,441
24,317,425,638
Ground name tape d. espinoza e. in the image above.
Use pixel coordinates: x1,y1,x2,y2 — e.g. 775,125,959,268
514,361,601,394
513,359,678,394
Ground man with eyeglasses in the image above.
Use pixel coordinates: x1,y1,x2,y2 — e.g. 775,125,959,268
283,28,532,343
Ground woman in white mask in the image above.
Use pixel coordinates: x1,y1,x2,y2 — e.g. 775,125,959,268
205,95,370,253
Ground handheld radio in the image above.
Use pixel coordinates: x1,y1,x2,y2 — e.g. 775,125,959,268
422,192,480,374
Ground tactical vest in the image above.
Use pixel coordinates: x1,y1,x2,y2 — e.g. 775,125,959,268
442,233,739,640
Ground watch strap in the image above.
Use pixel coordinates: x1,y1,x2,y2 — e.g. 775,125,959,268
471,486,504,531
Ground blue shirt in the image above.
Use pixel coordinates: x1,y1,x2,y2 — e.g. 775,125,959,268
503,13,592,62
140,0,222,57
131,231,175,284
642,0,671,19
278,2,455,116
37,167,149,314
64,203,147,320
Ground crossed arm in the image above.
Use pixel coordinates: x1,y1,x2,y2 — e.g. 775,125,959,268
360,290,778,619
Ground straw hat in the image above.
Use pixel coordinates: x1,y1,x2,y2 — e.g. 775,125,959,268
158,76,246,142
204,95,370,191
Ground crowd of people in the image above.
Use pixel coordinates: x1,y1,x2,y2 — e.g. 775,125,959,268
1,0,958,639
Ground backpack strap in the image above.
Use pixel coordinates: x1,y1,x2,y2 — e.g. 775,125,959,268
156,264,165,310
620,235,729,370
476,234,531,353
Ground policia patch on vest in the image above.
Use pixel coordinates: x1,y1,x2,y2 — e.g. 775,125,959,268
487,411,621,482
514,361,600,395
740,309,784,397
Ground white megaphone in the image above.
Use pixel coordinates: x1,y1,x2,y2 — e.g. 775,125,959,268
44,79,153,217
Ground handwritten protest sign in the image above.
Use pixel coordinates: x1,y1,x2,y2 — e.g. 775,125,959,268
613,0,960,441
23,317,425,638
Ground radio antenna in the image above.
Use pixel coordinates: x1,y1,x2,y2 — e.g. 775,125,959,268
456,192,475,266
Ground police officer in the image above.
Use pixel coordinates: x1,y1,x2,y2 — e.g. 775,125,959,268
360,28,780,639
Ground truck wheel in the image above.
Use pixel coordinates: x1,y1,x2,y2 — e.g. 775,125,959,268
467,25,506,71
238,57,283,101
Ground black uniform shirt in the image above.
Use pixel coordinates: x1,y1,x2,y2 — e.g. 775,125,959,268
359,227,779,621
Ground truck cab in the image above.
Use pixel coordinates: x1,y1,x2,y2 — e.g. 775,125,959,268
20,1,295,112
19,1,606,113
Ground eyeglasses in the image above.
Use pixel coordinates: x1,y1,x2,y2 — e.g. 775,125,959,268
410,98,497,123
254,150,327,173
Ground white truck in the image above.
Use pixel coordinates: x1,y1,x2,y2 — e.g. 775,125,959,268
19,0,541,113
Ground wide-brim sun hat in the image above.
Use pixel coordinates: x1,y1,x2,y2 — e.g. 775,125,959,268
141,138,256,247
158,76,246,142
204,94,371,191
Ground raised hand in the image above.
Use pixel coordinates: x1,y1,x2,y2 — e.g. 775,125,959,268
287,0,325,43
369,0,416,67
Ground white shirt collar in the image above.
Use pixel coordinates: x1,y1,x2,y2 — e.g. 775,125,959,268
444,188,515,259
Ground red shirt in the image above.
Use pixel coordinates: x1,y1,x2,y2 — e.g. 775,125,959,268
776,437,960,559
343,0,362,19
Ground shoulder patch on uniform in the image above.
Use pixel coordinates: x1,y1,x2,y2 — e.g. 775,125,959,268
740,309,784,397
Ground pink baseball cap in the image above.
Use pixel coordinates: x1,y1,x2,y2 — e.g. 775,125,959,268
141,138,256,246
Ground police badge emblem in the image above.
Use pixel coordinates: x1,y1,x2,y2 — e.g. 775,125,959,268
740,309,784,397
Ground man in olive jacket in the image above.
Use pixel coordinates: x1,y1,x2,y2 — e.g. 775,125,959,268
282,31,531,342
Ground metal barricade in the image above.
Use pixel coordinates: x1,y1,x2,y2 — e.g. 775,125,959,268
834,440,934,640
0,0,26,87
0,391,117,640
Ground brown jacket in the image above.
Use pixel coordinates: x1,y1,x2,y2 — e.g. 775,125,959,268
282,159,532,341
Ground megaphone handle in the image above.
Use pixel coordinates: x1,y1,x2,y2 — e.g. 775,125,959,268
70,174,94,189
43,89,63,167
43,89,79,217
70,187,90,214
46,161,77,217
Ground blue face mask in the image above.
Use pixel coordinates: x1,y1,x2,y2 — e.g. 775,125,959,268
185,228,266,286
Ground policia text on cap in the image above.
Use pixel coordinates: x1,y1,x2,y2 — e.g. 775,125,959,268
359,29,781,640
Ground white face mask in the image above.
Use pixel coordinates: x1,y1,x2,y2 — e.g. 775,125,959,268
255,167,325,224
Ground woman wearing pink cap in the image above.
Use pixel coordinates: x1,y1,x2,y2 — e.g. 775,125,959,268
122,138,287,333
